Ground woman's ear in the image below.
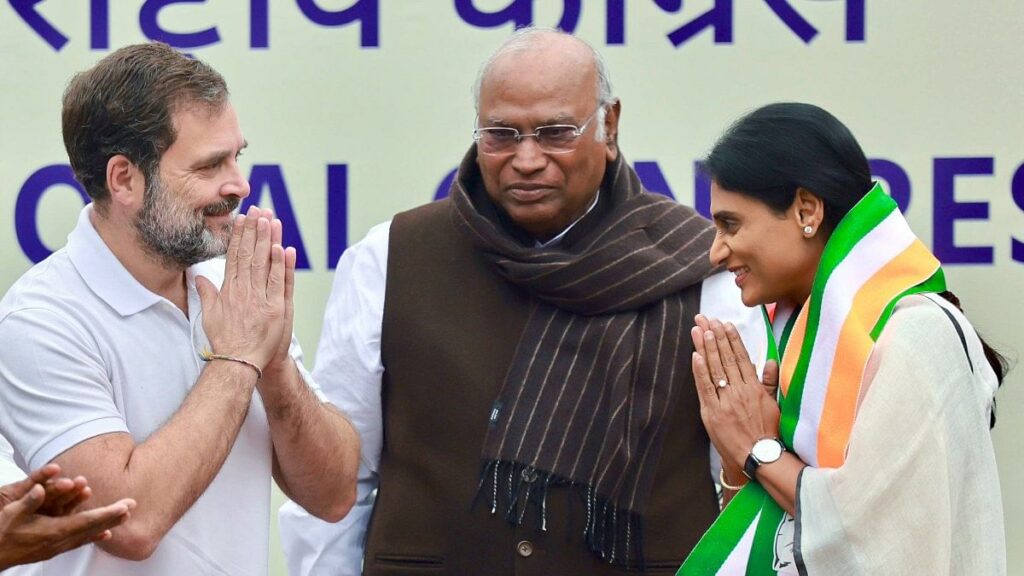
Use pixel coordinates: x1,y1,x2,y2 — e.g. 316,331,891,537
793,187,825,237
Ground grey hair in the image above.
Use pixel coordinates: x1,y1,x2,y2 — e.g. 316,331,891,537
472,27,617,140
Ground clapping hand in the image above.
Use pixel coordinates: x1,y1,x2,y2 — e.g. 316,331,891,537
0,464,135,569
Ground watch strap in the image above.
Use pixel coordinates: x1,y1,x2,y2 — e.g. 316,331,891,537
743,452,759,480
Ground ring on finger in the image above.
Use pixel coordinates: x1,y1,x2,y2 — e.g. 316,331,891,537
717,379,728,389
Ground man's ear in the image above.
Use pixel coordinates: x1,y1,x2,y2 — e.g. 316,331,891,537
106,155,145,210
603,99,621,162
792,187,825,237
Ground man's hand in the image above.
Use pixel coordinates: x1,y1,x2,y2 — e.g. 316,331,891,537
263,213,298,380
196,206,290,372
0,463,86,517
0,465,135,570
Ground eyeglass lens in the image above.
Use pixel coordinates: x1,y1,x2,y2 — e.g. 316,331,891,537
477,125,581,155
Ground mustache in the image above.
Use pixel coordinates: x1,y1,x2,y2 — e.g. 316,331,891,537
202,197,241,217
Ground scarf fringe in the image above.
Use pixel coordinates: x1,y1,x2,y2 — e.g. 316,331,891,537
473,460,646,570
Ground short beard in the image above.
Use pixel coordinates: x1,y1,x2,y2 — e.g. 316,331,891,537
134,173,240,269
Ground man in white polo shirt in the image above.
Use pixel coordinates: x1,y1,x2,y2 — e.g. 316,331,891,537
0,43,359,575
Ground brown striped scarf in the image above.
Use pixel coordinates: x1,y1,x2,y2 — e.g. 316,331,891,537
450,147,717,567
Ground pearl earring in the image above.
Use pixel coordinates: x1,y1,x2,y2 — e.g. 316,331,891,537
803,225,814,235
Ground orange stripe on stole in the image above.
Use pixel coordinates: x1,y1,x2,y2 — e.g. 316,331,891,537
816,240,939,467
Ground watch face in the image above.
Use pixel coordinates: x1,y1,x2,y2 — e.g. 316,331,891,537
752,438,784,463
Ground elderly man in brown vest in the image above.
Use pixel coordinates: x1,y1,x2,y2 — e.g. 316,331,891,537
280,28,766,576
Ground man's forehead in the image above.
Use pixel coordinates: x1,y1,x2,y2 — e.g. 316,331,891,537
164,101,245,157
481,106,579,123
170,99,228,128
485,44,591,87
479,57,595,118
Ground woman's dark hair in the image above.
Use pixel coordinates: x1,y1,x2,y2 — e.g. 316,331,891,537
702,102,872,233
702,102,1008,395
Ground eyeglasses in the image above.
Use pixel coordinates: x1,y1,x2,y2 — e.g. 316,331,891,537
473,107,602,156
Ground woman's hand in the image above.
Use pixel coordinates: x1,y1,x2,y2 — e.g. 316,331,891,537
691,314,780,474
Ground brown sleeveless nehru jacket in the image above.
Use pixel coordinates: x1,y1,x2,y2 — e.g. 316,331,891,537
363,199,718,576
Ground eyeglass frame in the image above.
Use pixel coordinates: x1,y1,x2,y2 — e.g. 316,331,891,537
472,106,604,156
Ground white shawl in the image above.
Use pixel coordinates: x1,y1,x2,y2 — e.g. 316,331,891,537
796,294,1004,575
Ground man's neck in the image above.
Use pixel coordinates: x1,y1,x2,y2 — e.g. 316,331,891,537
535,190,600,248
90,210,189,313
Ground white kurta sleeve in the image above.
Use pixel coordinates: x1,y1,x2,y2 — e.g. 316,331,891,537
795,295,1004,575
279,221,391,576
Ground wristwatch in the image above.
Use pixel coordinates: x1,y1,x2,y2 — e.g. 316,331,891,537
743,437,785,480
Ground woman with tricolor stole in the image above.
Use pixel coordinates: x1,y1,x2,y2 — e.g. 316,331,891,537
677,103,1007,575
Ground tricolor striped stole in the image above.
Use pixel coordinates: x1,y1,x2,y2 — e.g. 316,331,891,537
678,184,945,575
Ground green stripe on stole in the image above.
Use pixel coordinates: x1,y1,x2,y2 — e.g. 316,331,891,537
678,185,945,575
778,187,896,448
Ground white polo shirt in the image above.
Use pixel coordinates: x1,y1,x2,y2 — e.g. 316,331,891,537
0,435,20,485
0,205,318,576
